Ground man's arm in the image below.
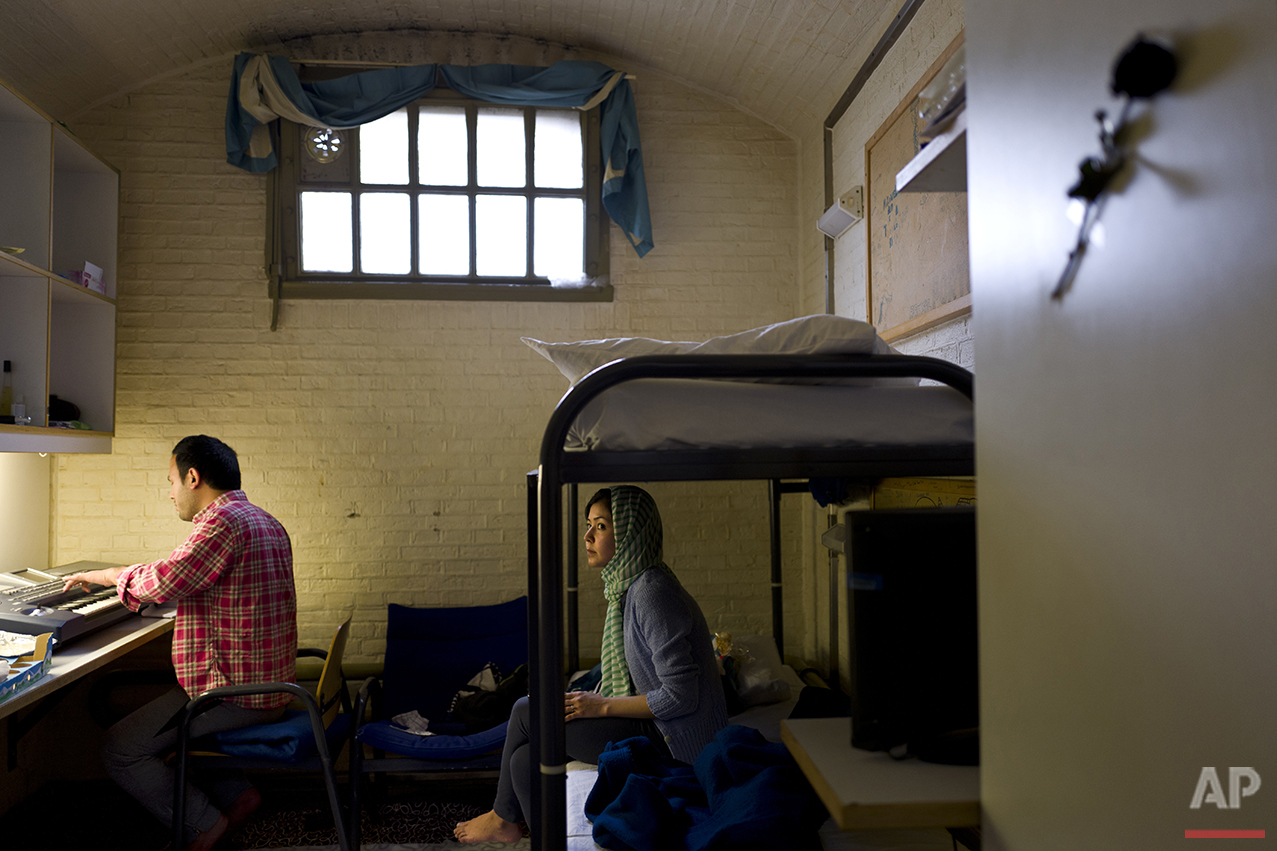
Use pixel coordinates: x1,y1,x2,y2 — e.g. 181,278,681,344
62,566,127,594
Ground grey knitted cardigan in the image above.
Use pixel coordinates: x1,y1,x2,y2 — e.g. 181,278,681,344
622,566,729,763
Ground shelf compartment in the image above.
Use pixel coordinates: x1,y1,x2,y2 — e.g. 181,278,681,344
0,274,51,427
53,126,119,299
0,76,117,455
50,282,115,434
0,86,52,271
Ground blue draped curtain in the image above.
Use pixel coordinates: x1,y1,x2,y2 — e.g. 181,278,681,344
226,53,652,258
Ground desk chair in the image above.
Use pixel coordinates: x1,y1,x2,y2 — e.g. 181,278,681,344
172,617,353,851
349,598,528,849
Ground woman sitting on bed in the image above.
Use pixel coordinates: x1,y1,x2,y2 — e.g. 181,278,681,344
455,484,728,844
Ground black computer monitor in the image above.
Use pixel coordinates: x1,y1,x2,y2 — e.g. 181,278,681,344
846,506,979,765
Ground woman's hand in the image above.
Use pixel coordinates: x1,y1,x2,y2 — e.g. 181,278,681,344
564,690,655,721
564,690,610,721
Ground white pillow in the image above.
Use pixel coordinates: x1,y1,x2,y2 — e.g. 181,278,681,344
522,314,897,386
731,633,793,707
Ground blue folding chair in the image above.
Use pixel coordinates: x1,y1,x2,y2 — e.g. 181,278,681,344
349,598,528,848
172,617,353,851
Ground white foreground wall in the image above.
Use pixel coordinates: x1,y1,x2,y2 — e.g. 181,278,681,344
966,1,1277,845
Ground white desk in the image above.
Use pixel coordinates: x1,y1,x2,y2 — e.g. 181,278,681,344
782,717,980,830
0,616,174,722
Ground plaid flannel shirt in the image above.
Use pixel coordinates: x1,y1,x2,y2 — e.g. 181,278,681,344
116,490,298,710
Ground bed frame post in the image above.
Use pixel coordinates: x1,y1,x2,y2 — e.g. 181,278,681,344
768,479,784,658
768,479,816,660
827,507,840,692
525,470,544,840
537,464,568,851
566,483,579,673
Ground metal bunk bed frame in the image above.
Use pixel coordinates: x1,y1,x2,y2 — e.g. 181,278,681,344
525,352,975,850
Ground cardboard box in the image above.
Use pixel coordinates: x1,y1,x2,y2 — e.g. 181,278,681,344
65,261,105,294
0,632,54,706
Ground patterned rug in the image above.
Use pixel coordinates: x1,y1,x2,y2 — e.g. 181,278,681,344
0,776,523,851
259,838,533,843
226,798,519,849
246,838,531,843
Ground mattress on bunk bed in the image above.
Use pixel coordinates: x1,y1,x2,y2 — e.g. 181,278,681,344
564,380,974,452
524,314,972,454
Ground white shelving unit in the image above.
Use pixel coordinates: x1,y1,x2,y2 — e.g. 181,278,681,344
0,77,117,454
895,109,967,194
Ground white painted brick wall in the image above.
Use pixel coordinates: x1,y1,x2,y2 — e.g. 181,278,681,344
55,35,805,666
797,0,966,339
794,0,970,679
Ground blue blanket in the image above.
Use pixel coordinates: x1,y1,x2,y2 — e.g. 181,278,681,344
584,725,827,851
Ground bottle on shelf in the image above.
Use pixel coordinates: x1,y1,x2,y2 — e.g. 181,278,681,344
13,395,30,426
1,361,12,417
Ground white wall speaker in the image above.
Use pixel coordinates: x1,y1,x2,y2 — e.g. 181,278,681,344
817,186,865,238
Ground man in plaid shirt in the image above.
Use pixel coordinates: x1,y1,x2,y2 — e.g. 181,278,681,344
64,435,297,851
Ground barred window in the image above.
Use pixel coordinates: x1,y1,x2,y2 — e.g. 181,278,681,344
270,87,611,302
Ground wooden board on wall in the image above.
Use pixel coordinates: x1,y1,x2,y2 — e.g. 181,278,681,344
872,477,976,509
866,32,969,343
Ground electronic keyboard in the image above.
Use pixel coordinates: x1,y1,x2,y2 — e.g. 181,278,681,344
0,562,135,644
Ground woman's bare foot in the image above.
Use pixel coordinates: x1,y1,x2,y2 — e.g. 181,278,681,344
454,809,523,844
187,814,228,851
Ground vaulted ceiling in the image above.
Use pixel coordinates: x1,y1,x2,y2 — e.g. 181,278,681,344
0,0,892,133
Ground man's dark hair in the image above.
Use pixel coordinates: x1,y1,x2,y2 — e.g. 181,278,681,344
585,488,612,516
172,435,242,491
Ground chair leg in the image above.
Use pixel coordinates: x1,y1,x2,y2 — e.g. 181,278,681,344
320,760,351,851
310,738,350,851
349,739,363,851
357,745,389,839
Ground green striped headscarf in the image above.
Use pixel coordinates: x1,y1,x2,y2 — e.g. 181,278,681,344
597,485,671,697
